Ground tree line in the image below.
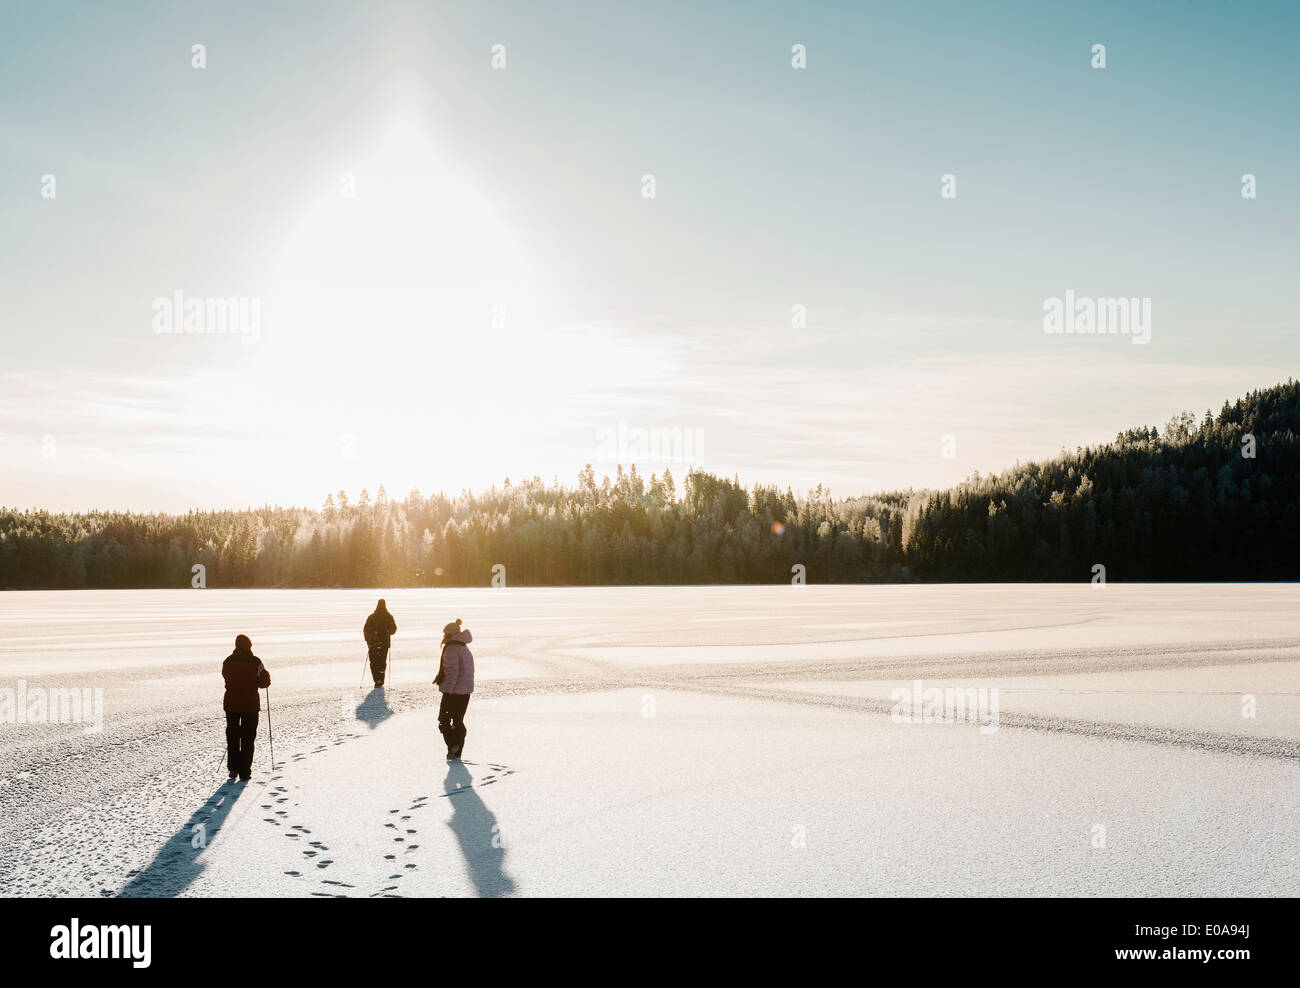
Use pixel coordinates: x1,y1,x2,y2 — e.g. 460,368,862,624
3,380,1296,588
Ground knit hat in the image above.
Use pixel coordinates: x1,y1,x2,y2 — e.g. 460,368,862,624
234,634,252,650
442,618,463,639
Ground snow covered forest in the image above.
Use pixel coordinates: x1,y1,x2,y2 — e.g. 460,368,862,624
3,381,1298,588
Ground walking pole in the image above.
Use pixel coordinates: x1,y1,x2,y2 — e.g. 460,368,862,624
387,645,393,687
264,687,276,771
218,713,230,773
360,650,368,690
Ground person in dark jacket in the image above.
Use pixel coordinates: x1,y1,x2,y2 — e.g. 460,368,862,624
222,634,270,782
434,618,474,760
363,599,397,688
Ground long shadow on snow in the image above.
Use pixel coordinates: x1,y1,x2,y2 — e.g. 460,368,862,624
119,781,247,897
355,688,393,729
444,761,516,897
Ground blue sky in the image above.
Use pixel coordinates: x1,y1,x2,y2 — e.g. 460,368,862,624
2,1,1297,510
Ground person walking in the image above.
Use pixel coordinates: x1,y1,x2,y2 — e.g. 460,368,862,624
222,634,271,782
363,598,397,688
434,618,474,760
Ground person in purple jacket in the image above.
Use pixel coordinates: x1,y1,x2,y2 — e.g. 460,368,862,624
434,618,474,760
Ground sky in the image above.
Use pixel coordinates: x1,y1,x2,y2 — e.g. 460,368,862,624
2,0,1298,512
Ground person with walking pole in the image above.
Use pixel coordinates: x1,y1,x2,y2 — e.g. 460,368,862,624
221,634,271,782
363,598,397,688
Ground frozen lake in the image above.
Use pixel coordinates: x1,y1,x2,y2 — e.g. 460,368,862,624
1,585,1297,896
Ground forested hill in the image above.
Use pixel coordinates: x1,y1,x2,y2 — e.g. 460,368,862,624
3,380,1297,588
907,380,1300,581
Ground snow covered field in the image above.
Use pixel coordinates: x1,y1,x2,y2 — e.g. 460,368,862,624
1,585,1297,897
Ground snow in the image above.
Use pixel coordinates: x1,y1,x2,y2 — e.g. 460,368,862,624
1,585,1297,896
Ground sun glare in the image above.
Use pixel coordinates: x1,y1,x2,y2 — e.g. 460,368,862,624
258,115,561,494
